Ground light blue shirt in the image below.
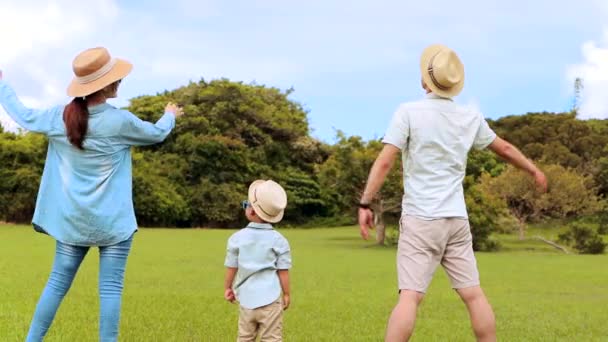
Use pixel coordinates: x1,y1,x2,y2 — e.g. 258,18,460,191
225,222,292,309
382,93,497,219
0,80,175,246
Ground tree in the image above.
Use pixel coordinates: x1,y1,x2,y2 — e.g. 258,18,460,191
317,133,402,244
483,164,601,240
572,77,584,114
127,79,330,227
132,151,191,227
465,175,510,251
0,132,46,222
4,79,608,232
464,150,510,251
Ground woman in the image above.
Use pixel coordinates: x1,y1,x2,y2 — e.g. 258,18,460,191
0,47,183,341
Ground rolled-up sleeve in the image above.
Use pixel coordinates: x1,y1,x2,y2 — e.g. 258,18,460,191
0,81,60,134
274,236,292,270
224,236,239,268
382,105,409,150
472,112,497,150
118,110,175,146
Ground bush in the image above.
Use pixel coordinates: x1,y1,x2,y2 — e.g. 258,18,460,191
558,224,606,254
466,175,509,251
479,238,501,252
383,223,501,251
385,225,399,246
598,210,608,235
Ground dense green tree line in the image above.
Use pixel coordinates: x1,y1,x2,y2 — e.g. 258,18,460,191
1,80,606,250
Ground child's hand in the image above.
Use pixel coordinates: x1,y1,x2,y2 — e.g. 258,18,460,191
282,294,290,311
224,288,236,303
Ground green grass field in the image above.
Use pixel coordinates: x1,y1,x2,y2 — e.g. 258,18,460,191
1,225,607,341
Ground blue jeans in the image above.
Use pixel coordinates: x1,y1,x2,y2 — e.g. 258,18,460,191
26,236,133,342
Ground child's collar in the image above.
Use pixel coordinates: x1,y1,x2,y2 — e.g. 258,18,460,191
246,222,274,230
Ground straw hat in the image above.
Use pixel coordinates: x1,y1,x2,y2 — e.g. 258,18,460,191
67,47,132,97
420,44,464,98
248,180,288,223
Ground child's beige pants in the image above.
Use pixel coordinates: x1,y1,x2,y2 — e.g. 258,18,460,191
238,298,283,342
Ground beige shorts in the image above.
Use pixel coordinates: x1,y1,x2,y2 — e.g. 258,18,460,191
238,299,283,342
397,215,480,293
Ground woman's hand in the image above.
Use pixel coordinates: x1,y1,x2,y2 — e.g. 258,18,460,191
165,102,184,117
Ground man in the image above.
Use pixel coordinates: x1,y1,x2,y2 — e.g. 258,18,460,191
358,44,547,342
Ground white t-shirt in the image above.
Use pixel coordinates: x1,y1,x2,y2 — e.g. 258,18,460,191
382,93,497,219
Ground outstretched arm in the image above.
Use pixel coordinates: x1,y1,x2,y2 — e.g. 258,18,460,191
358,144,400,240
118,103,182,146
488,137,547,191
0,71,58,133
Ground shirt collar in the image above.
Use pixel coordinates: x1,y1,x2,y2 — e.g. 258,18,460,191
425,92,453,101
246,222,274,230
88,103,113,115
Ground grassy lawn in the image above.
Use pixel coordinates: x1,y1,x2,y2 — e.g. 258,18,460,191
1,225,607,341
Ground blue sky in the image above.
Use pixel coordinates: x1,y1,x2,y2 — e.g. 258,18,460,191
2,0,608,142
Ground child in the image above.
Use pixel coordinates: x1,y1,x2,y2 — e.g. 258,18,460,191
224,180,292,342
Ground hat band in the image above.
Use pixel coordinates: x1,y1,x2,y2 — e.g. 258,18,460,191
427,54,450,91
75,58,117,84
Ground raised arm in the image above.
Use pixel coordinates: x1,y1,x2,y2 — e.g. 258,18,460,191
0,72,58,134
488,137,547,191
118,103,183,146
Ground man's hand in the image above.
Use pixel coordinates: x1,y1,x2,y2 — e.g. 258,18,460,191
282,293,290,310
224,288,236,303
358,207,374,240
357,144,399,240
488,137,548,193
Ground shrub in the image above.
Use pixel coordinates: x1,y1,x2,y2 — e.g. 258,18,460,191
598,210,608,235
385,225,399,246
558,224,606,254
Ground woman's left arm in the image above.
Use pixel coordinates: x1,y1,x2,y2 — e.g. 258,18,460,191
0,71,58,134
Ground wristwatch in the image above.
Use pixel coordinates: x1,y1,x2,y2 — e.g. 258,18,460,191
358,203,371,209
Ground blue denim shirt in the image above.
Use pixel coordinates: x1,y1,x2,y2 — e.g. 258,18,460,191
0,80,175,246
225,222,292,309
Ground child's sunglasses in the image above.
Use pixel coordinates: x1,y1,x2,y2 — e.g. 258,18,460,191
241,200,250,210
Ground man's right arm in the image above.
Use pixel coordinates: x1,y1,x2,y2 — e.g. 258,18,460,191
487,137,548,192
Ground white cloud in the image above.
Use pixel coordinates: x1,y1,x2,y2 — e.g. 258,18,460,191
0,0,118,132
1,0,607,139
567,30,608,119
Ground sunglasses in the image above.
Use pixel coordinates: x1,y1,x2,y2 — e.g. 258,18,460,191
241,200,250,210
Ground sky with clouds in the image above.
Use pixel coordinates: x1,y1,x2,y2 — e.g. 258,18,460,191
1,0,608,141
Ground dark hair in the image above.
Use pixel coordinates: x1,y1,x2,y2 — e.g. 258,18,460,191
63,97,89,149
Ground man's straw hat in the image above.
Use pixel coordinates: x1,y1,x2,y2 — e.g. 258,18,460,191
420,44,464,98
